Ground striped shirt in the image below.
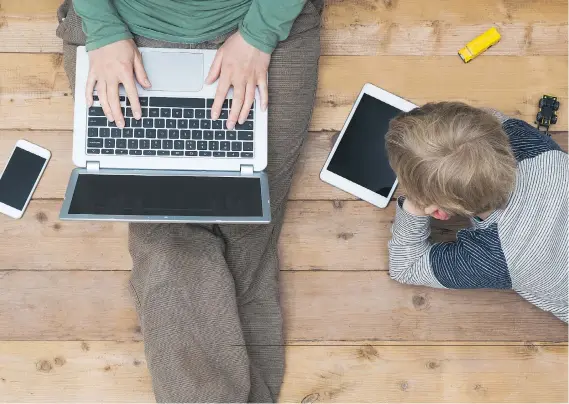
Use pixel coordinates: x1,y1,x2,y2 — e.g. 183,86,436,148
388,114,568,322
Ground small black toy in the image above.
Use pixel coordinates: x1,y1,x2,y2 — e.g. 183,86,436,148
536,95,560,135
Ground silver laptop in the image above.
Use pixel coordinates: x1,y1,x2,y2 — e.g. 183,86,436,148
60,47,270,223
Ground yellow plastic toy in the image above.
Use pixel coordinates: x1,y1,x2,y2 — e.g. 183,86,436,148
458,27,501,63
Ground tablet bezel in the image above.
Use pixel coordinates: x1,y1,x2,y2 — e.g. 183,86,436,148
320,83,416,208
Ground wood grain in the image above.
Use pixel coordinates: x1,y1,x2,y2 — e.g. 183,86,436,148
0,200,469,271
0,341,566,403
0,54,567,131
0,130,566,201
0,271,566,342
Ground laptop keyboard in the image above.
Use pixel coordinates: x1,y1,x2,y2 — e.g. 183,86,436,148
86,97,255,158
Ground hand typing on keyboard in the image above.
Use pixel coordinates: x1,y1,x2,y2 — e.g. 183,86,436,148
206,31,270,130
86,39,151,128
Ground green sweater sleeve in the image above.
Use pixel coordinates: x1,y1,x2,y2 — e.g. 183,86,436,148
239,0,306,54
73,0,133,51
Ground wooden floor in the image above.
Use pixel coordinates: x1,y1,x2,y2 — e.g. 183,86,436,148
0,0,568,402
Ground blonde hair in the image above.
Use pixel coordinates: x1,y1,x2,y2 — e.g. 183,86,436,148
385,102,517,216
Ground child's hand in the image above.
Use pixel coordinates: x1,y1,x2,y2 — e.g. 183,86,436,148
402,198,428,216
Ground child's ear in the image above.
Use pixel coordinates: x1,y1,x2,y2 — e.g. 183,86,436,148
432,209,450,221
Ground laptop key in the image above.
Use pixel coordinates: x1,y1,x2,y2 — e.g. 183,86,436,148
129,150,142,155
134,129,145,138
163,140,173,149
213,152,225,158
104,139,115,148
108,120,117,128
172,109,183,118
125,108,133,117
192,130,202,139
140,140,150,149
219,110,229,120
212,120,223,129
87,148,101,154
88,107,105,116
203,130,214,140
235,121,254,130
111,128,122,138
215,131,225,140
116,139,127,148
183,109,194,118
157,129,168,138
88,138,103,148
155,119,165,128
195,109,205,119
189,119,199,129
166,119,176,128
143,150,157,156
160,108,171,117
123,128,133,138
226,131,237,140
88,117,107,126
143,118,153,128
145,129,157,138
247,110,253,119
169,129,180,139
177,119,188,129
150,97,205,108
174,140,184,150
227,152,239,158
123,118,130,127
243,142,254,151
241,152,253,158
158,150,170,156
149,108,160,117
199,151,212,157
220,141,230,151
88,128,98,137
185,140,196,150
181,130,192,139
200,120,211,129
115,149,128,155
128,139,138,149
132,118,142,128
172,150,183,156
185,151,198,156
151,140,161,149
209,141,219,151
231,142,242,151
139,97,149,107
238,131,253,141
141,108,148,118
206,110,212,119
197,141,207,150
102,149,114,155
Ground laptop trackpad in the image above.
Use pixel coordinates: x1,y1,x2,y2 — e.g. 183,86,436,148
141,51,204,92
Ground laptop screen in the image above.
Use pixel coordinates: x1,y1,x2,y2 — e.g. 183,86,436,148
68,173,263,217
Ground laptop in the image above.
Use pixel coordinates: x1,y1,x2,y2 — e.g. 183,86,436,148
60,47,271,223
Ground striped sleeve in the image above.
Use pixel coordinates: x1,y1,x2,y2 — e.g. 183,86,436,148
388,198,512,289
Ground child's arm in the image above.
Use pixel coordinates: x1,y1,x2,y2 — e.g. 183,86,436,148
388,197,512,289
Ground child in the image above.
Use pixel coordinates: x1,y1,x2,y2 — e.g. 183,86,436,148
385,102,568,322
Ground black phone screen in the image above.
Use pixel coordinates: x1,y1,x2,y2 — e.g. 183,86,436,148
327,94,401,198
0,147,47,210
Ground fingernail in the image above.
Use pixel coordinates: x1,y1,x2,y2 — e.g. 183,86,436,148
108,115,114,122
145,79,151,87
117,120,124,128
134,113,141,120
262,103,268,111
227,121,235,129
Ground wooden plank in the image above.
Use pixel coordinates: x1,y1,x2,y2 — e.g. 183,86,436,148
0,271,566,341
0,54,567,131
0,341,566,403
1,129,566,201
0,200,468,271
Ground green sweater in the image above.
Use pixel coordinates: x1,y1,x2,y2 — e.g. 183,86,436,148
73,0,306,54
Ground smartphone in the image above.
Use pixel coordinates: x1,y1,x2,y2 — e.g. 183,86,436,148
0,140,51,219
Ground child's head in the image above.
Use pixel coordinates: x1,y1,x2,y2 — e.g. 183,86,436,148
386,102,517,217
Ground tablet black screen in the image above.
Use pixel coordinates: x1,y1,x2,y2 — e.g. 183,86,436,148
327,94,400,198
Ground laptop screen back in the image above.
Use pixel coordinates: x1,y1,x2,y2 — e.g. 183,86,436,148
68,173,263,217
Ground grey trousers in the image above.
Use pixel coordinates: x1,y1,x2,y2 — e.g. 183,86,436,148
57,1,321,402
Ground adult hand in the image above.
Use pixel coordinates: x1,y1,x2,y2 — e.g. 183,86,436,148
206,31,270,130
86,39,151,128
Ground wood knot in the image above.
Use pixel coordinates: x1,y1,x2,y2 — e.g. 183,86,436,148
398,380,409,391
80,342,90,351
54,356,66,367
412,294,427,309
337,232,354,240
383,0,397,10
332,200,343,209
133,359,142,367
35,211,48,223
35,360,52,373
52,223,62,231
357,345,379,361
523,342,539,353
301,392,320,404
426,360,440,370
104,365,111,372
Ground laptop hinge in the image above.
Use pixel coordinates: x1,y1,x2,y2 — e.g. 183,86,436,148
240,165,254,176
86,161,100,173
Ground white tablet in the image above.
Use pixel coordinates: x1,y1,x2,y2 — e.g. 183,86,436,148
320,83,416,208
